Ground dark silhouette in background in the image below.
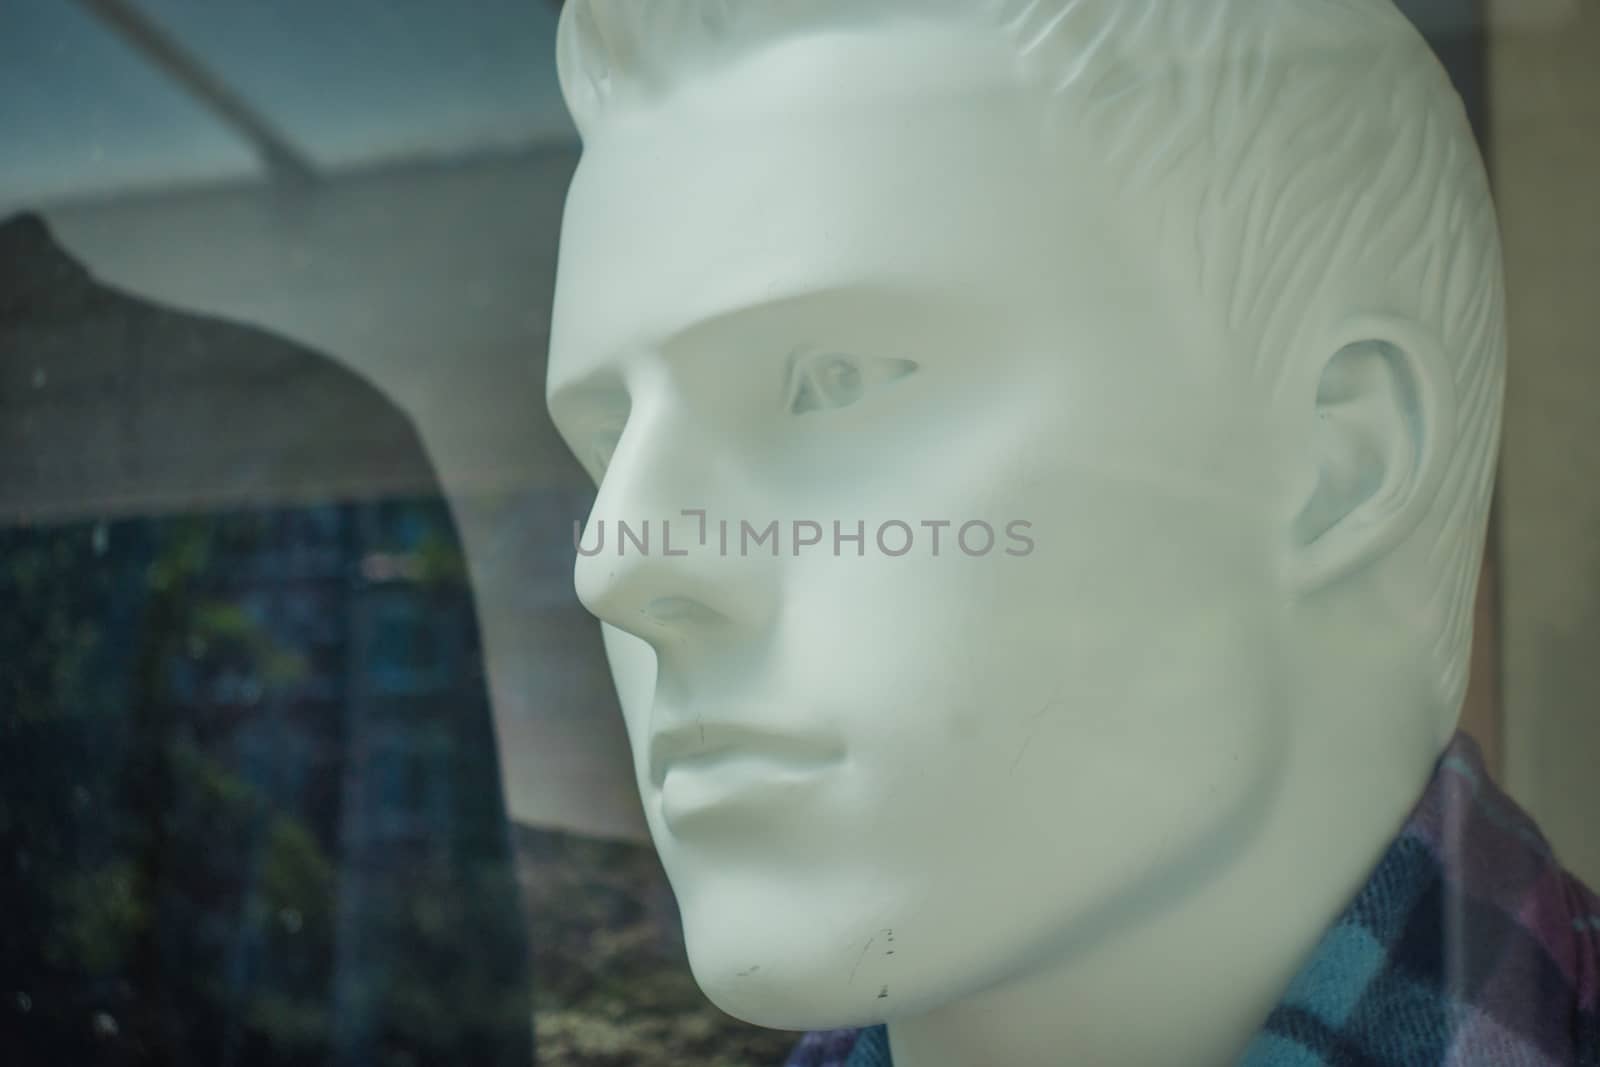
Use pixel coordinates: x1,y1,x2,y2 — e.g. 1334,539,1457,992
0,213,534,1066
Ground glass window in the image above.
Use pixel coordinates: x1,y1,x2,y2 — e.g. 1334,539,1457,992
3,2,1597,1065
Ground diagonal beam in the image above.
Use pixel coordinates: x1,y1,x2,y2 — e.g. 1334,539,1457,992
71,0,318,188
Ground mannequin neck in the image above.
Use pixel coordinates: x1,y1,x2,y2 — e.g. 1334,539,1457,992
884,666,1447,1067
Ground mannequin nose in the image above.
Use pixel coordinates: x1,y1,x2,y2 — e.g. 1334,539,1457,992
572,409,772,644
575,539,738,642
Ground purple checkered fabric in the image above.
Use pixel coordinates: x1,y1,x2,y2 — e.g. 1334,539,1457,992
786,733,1600,1066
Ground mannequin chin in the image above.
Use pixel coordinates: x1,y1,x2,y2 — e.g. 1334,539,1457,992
547,3,1504,1064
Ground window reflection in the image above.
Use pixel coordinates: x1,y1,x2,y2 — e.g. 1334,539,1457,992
1,215,532,1064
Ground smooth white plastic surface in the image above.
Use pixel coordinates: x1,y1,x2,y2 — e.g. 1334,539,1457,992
546,3,1506,1064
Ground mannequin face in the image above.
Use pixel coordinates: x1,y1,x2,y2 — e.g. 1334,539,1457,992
550,25,1297,1028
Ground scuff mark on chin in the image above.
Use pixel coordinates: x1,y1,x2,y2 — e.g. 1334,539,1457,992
848,937,876,985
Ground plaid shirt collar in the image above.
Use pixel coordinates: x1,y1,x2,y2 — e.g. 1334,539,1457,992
787,733,1600,1066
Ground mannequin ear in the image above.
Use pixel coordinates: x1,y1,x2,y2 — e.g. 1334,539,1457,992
1287,317,1457,594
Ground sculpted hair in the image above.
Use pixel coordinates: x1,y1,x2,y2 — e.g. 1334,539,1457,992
556,0,1506,724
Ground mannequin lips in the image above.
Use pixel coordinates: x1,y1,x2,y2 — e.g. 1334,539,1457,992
648,722,844,786
650,723,844,832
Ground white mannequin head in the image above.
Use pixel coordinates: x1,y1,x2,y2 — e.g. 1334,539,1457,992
547,0,1503,1038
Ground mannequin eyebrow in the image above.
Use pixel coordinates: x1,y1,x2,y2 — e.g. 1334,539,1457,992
549,286,853,404
654,285,864,364
551,282,961,409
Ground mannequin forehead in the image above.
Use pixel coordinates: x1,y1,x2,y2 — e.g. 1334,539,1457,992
550,30,1212,395
600,17,1024,131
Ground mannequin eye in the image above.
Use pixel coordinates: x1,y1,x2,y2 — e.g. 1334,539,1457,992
786,351,918,415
